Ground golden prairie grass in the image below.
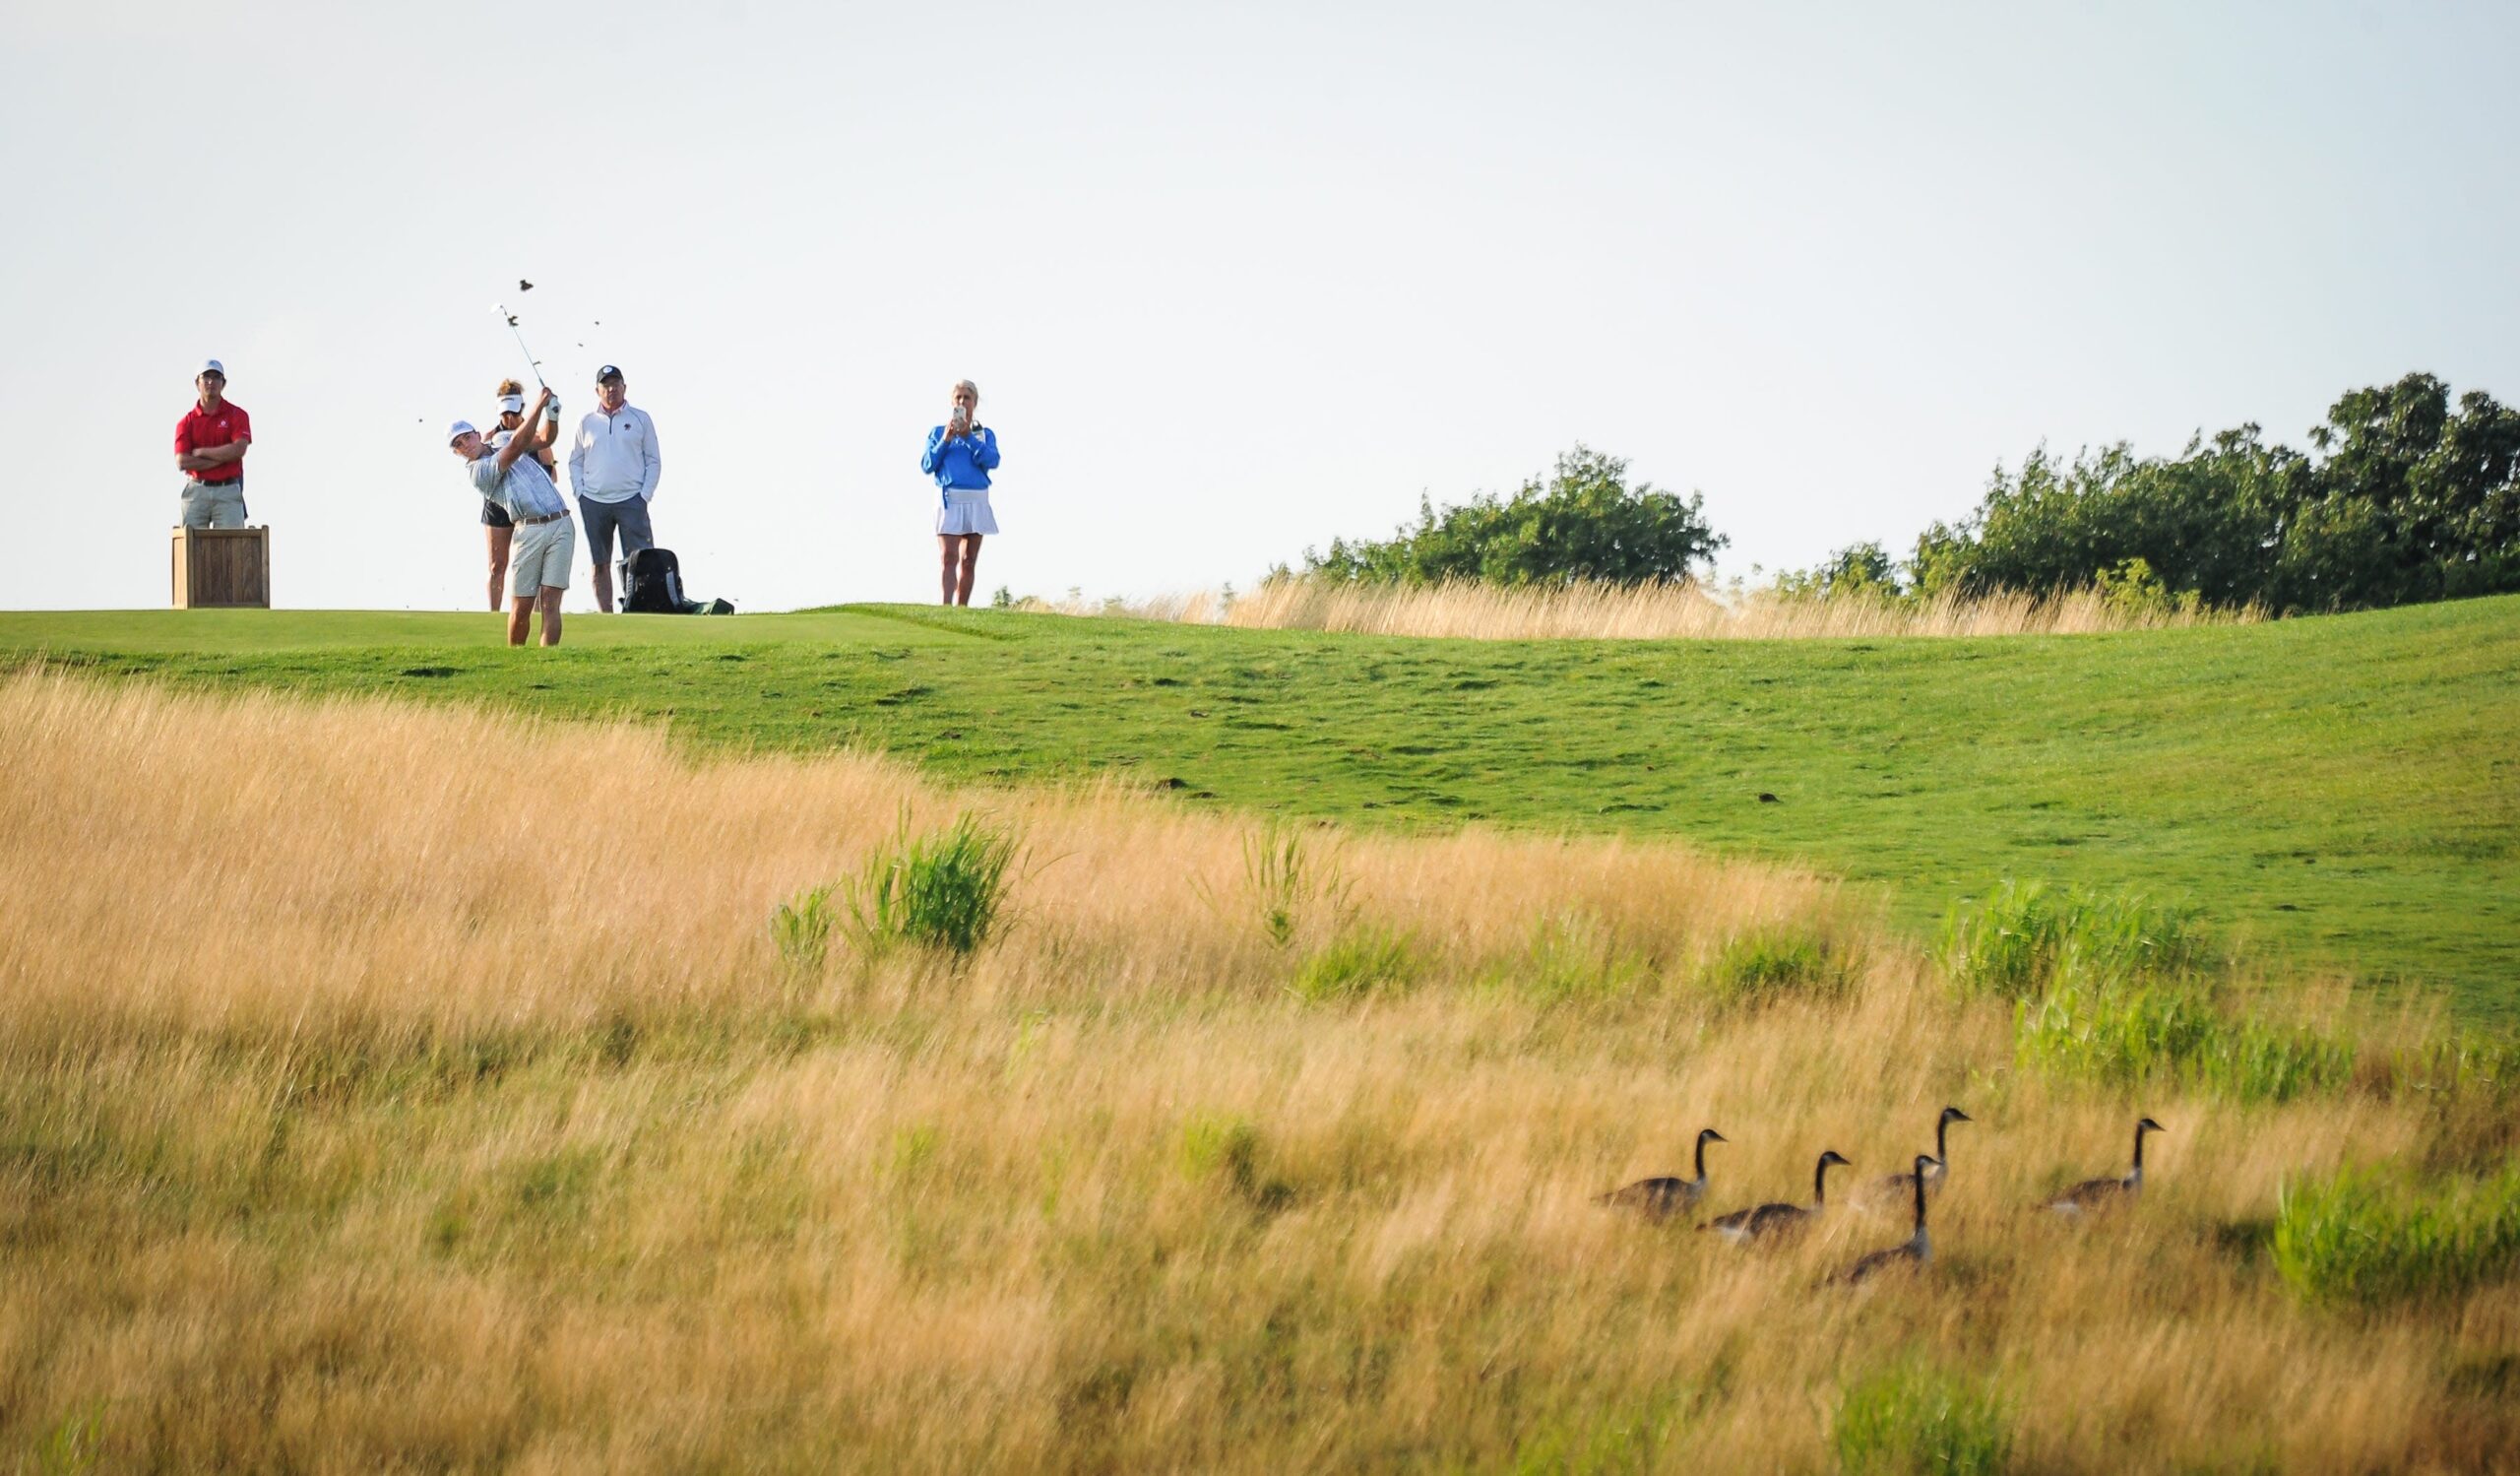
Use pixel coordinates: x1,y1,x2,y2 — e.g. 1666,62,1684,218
0,674,2507,1473
1032,577,2257,641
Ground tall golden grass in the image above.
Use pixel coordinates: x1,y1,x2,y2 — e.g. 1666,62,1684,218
0,674,2505,1473
1033,578,2256,640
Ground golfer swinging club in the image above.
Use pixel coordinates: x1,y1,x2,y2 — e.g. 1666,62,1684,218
448,385,572,647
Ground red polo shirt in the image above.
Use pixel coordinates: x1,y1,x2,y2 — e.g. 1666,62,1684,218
175,400,252,483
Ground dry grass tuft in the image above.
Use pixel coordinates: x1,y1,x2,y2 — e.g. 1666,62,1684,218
1030,577,2257,641
0,673,2505,1473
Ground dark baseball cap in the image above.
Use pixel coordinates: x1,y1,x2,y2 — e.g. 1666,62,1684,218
596,364,624,382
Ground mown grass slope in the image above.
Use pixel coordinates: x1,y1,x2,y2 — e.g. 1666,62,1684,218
4,595,2513,1012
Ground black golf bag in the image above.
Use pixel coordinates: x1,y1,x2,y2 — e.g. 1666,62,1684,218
617,547,734,614
618,546,686,612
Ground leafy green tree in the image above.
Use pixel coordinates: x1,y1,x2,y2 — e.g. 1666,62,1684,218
1914,373,2518,613
1301,446,1726,587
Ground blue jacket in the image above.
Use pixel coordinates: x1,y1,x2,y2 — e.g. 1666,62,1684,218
921,425,999,495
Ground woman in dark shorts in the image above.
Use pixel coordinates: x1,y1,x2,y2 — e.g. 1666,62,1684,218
481,378,559,610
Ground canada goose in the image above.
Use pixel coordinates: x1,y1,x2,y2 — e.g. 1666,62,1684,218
1596,1126,1727,1222
1703,1150,1852,1243
1836,1154,1938,1284
1861,1106,1971,1207
2047,1118,2167,1215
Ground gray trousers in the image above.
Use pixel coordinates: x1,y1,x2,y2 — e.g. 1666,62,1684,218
179,478,247,529
579,496,654,570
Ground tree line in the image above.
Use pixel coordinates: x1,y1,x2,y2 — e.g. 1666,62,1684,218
1290,373,2520,614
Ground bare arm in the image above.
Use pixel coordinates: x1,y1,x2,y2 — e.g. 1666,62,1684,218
497,389,551,473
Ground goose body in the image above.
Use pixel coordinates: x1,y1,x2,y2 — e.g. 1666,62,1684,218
1863,1106,1970,1207
1837,1154,1937,1284
2048,1118,2166,1216
1597,1127,1727,1222
1704,1151,1850,1243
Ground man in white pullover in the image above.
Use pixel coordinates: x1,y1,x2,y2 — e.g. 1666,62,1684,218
568,363,662,612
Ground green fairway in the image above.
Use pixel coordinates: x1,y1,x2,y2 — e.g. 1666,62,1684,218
0,608,960,652
8,597,2515,1013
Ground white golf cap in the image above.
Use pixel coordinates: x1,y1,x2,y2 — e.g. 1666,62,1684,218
496,394,525,414
446,418,477,445
200,358,225,376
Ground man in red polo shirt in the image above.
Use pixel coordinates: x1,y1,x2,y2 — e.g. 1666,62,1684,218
173,358,252,528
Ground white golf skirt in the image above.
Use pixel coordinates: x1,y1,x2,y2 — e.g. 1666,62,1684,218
935,486,998,536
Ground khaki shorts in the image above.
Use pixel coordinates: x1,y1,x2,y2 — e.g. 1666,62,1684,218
508,517,574,598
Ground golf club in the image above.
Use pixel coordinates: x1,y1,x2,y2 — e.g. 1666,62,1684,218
495,303,545,391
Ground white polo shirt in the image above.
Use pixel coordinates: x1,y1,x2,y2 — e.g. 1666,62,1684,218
569,405,661,505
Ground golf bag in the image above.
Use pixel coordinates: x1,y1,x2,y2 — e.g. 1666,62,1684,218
616,547,734,614
618,546,686,612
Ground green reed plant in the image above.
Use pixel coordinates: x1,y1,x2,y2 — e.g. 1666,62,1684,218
1176,1110,1260,1192
1832,1361,2013,1476
2274,1169,2520,1307
769,883,836,975
1242,818,1350,948
2015,973,2354,1105
1502,911,1654,1006
842,810,1019,960
1941,880,2210,1002
1704,927,1846,1010
1291,924,1419,1003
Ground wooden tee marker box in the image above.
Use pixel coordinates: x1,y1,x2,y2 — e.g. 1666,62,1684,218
171,526,270,609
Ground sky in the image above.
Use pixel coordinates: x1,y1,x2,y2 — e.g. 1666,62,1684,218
4,0,2516,612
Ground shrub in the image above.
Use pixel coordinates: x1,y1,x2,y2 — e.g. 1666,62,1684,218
1291,925,1419,1003
1771,541,1905,604
769,883,836,975
2015,979,2353,1106
1940,881,2211,1002
842,811,1018,959
1704,928,1845,1009
1177,1111,1260,1192
1299,445,1726,588
2384,1027,2518,1100
1504,911,1652,1005
2274,1169,2520,1307
1243,819,1347,949
1833,1362,2013,1476
2093,556,2201,619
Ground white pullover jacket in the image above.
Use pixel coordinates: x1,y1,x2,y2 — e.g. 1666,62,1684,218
570,405,662,504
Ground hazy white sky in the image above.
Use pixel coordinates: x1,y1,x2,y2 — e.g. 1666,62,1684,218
6,0,2515,611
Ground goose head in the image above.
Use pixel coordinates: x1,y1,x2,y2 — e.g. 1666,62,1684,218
1698,1127,1730,1147
1813,1150,1853,1203
2136,1117,2166,1136
1940,1106,1973,1126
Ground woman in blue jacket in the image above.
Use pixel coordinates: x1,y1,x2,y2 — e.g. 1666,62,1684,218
922,379,1000,606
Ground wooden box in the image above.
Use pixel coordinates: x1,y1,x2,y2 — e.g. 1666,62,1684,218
172,526,270,609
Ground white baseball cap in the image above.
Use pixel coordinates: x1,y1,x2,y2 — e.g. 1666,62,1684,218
496,394,525,414
446,419,477,445
200,358,225,376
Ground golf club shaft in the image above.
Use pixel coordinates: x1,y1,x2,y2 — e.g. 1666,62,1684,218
498,307,547,392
